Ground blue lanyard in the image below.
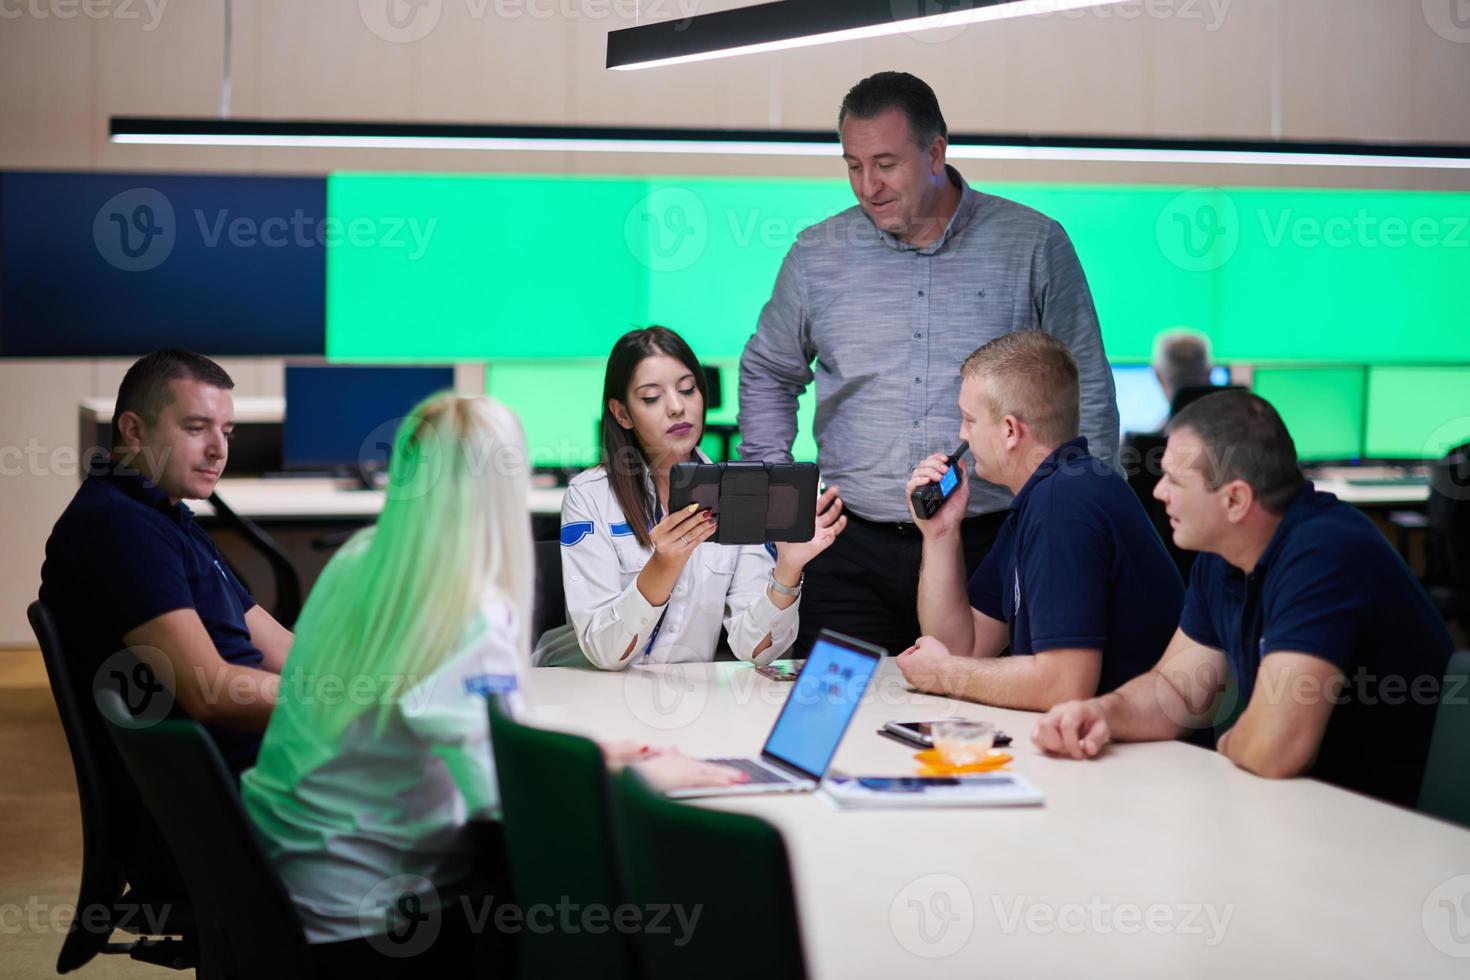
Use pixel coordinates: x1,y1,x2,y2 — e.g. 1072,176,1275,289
641,496,668,664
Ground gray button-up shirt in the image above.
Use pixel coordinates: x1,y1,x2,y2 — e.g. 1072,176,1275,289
738,167,1119,523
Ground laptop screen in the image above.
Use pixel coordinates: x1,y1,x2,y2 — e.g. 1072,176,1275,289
762,634,881,779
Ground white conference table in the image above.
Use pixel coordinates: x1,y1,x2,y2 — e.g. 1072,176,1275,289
520,659,1470,979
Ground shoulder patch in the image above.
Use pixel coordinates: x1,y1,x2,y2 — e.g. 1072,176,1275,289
610,521,635,538
764,541,778,561
560,521,595,547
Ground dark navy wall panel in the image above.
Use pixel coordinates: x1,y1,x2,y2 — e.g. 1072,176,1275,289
0,172,326,356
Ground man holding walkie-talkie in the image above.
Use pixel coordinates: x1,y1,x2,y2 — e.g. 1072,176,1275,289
898,332,1182,711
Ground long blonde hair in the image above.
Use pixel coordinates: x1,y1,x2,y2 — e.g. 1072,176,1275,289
287,393,534,734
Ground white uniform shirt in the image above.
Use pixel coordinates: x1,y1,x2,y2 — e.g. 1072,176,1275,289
533,458,800,670
242,584,524,944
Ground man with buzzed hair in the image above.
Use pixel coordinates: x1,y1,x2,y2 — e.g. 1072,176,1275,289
898,332,1182,710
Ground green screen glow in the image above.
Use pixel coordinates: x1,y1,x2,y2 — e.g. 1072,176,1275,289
326,173,1469,466
1364,367,1470,459
1252,367,1366,461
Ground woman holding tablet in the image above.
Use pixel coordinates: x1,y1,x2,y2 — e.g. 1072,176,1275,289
535,326,845,669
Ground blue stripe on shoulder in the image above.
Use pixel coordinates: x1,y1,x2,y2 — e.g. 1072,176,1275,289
610,521,634,537
765,541,778,561
560,521,595,547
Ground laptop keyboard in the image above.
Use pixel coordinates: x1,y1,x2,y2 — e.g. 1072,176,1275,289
708,757,795,784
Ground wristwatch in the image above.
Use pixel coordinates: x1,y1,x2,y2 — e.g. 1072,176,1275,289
768,570,803,597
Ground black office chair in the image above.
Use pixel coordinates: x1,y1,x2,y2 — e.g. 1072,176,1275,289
205,492,303,628
94,686,315,980
610,768,807,980
27,600,195,973
1426,442,1470,629
532,538,568,648
486,695,636,979
1418,650,1470,829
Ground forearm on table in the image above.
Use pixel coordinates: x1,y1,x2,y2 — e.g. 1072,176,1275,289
917,533,975,655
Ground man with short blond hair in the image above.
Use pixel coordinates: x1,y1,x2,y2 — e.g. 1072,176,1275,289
899,331,1181,710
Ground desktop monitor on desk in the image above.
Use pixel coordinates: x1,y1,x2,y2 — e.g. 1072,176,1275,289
1364,366,1470,461
1112,364,1234,436
1252,366,1366,463
284,364,456,476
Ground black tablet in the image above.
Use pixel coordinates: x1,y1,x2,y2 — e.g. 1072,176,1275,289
668,461,819,545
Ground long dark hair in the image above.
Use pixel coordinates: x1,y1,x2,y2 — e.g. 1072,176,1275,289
600,326,709,550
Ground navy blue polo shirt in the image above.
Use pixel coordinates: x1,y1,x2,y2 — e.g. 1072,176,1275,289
967,437,1184,695
39,462,266,774
1180,484,1452,808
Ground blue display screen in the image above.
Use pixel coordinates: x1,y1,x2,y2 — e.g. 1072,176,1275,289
762,637,878,777
284,364,455,471
939,466,959,496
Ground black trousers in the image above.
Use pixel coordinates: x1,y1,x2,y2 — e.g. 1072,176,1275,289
795,510,1008,657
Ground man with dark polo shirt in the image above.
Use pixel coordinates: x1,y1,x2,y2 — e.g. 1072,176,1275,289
739,71,1118,658
1033,391,1453,808
41,349,291,776
896,332,1182,710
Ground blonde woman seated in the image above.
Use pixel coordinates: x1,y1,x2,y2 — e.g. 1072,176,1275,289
242,394,746,973
534,327,846,670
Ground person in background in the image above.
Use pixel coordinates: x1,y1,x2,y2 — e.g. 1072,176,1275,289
536,326,845,670
1033,391,1453,808
1152,329,1213,416
243,393,749,973
738,70,1118,658
899,332,1182,710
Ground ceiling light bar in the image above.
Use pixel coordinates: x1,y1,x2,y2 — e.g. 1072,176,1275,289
606,0,1130,71
108,119,1470,170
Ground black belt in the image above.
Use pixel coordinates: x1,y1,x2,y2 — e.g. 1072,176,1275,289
843,509,1003,537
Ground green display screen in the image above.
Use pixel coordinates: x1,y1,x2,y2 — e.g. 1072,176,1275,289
325,173,1468,467
1252,367,1366,462
1364,367,1470,460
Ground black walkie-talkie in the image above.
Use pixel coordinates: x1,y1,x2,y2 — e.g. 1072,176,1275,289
910,441,969,520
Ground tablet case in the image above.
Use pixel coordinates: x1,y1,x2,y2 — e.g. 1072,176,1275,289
668,461,819,545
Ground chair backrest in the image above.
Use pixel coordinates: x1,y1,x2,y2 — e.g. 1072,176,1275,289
1427,443,1470,627
1119,430,1195,581
27,600,187,972
1419,650,1470,829
609,769,807,980
531,539,567,647
95,686,315,978
485,695,634,979
206,492,303,628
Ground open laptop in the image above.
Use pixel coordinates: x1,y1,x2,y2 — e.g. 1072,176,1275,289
666,630,884,799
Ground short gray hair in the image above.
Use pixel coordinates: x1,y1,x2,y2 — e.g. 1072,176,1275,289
1153,330,1212,394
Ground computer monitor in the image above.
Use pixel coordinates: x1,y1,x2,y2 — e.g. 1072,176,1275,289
284,364,456,473
1252,367,1366,463
1112,365,1171,435
486,361,605,470
1364,366,1470,460
1210,365,1231,387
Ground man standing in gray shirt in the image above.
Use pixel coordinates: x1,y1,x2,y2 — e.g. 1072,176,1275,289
739,71,1119,657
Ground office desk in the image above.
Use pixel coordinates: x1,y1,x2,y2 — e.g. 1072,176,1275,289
520,660,1470,979
185,478,566,520
1307,466,1431,507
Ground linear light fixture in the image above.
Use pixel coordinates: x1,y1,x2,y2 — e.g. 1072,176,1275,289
606,0,1130,71
108,118,1470,170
